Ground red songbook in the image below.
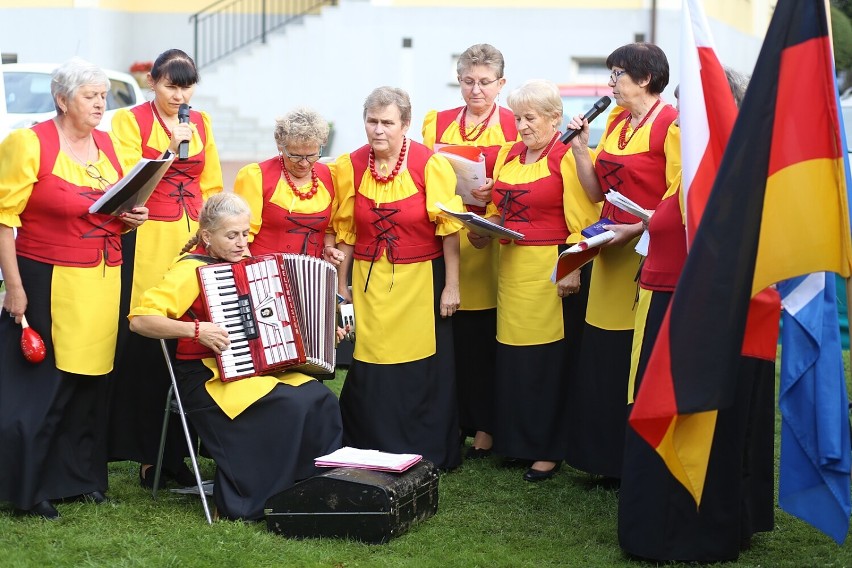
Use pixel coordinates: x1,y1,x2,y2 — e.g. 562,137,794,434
552,247,599,282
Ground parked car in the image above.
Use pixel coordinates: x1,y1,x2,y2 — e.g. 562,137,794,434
2,63,145,134
559,84,611,148
842,95,852,150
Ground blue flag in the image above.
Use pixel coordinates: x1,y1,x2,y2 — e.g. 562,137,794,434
778,272,851,544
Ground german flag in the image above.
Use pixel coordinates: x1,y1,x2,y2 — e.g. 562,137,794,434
629,0,852,506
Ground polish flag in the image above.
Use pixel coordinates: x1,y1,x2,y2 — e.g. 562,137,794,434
679,0,738,245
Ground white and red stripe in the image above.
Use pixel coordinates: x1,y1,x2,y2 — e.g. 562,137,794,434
680,0,738,246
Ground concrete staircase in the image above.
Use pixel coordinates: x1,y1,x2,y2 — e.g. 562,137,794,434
191,93,274,163
191,6,338,163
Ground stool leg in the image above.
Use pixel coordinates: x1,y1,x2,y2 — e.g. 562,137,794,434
151,384,173,500
160,339,213,524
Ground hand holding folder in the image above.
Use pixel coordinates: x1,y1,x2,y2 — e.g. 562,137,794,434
435,145,488,206
88,155,174,216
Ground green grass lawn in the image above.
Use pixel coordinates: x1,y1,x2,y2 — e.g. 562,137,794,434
1,362,852,567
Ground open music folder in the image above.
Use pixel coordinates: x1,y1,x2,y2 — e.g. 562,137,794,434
435,145,488,207
88,154,174,216
435,202,524,241
315,447,422,473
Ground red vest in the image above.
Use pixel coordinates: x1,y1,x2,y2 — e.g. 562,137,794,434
492,141,571,246
250,157,335,257
597,105,678,224
639,188,686,291
637,188,780,360
433,105,518,178
175,248,217,360
15,120,126,267
130,103,208,222
349,142,443,264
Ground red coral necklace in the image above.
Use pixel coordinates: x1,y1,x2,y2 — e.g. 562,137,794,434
151,101,173,139
459,104,497,142
369,137,408,183
520,131,559,164
279,155,319,200
617,98,661,150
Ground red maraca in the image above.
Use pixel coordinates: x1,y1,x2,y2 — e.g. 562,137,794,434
20,314,46,364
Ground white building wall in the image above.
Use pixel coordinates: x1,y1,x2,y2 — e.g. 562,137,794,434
0,0,766,160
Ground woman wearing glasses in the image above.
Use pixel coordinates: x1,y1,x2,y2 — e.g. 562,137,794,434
421,44,517,459
108,48,223,490
233,107,345,264
0,58,148,519
563,43,680,482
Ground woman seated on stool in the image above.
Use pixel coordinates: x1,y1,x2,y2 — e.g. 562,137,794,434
128,192,343,521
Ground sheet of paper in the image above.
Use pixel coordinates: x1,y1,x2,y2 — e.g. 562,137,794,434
436,146,488,207
315,447,422,473
605,189,652,222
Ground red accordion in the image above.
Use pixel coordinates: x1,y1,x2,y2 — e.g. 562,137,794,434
197,253,337,382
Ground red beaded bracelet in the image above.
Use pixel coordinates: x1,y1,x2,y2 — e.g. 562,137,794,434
193,319,200,343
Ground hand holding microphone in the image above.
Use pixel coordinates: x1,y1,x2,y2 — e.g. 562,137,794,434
560,96,611,145
177,103,191,160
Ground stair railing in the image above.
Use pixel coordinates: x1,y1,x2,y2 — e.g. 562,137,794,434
190,0,337,69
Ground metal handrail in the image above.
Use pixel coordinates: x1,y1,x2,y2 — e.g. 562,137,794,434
190,0,336,70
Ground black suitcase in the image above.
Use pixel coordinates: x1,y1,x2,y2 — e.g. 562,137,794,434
264,460,439,544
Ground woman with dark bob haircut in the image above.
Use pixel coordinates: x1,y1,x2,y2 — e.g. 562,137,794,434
563,42,680,481
108,48,224,490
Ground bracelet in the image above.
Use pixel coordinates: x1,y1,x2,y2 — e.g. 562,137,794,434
193,319,200,343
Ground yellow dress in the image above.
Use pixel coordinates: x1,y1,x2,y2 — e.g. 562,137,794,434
422,107,518,310
332,149,462,363
0,127,124,375
110,107,223,310
564,103,681,478
129,254,317,420
332,142,465,470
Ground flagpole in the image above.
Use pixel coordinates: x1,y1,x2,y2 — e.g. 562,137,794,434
829,0,852,381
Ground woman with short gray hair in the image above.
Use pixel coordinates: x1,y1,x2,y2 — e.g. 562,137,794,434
334,86,465,470
476,79,600,482
0,57,147,519
234,106,344,262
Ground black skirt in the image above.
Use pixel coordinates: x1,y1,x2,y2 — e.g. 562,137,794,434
0,257,108,509
340,258,461,470
564,324,633,478
492,270,589,462
618,290,776,562
453,308,497,436
175,360,343,521
108,230,191,470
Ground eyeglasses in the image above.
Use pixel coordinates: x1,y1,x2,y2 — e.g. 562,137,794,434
610,69,628,83
459,77,500,90
281,147,323,164
85,164,113,190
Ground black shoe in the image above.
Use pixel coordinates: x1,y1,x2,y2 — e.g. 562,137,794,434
500,457,533,468
139,464,156,490
169,463,197,487
523,462,561,482
16,500,60,520
465,446,492,460
80,491,108,504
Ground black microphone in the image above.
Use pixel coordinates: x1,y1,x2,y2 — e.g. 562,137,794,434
560,96,611,144
177,103,190,160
